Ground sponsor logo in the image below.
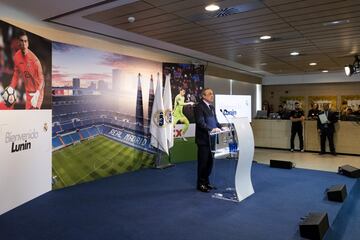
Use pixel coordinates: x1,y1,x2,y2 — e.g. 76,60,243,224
4,129,39,153
223,109,237,116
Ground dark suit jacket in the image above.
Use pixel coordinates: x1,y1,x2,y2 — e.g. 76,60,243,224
317,110,338,132
195,100,221,146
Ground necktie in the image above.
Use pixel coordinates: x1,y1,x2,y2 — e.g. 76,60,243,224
209,105,214,114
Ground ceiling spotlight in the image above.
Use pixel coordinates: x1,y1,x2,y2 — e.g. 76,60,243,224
322,70,329,73
290,51,300,56
260,35,271,40
205,4,220,11
309,62,317,66
344,55,360,77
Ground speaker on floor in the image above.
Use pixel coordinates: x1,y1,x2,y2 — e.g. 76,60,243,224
338,165,360,178
270,159,294,169
299,212,329,240
326,184,347,202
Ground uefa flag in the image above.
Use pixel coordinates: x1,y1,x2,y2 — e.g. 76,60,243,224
150,76,168,154
163,74,174,150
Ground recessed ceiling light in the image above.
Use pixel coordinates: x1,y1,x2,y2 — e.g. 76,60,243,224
322,70,329,73
290,52,300,56
260,35,271,40
205,4,220,11
128,16,135,23
309,62,317,66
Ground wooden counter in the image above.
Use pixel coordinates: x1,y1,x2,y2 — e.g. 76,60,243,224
252,119,360,155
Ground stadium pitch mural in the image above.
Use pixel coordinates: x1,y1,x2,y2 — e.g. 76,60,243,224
52,42,162,189
163,63,204,139
0,21,52,215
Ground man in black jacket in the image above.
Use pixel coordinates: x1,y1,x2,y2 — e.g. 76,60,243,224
290,102,305,152
317,103,338,155
194,88,223,192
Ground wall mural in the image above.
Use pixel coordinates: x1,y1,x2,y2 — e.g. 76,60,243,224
52,42,162,189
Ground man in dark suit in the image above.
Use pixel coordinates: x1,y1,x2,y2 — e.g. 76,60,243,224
194,88,223,192
317,103,338,155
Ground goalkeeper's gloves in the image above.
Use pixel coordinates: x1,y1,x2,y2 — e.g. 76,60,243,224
0,91,4,102
30,90,40,108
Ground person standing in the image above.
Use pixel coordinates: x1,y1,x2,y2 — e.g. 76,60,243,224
290,102,305,152
317,103,338,155
194,88,223,192
308,103,320,120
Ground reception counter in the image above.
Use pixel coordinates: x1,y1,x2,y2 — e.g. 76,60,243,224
252,119,360,155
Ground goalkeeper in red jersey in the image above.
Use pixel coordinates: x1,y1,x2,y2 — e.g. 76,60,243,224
3,31,44,109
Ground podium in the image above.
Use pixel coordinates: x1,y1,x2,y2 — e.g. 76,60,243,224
210,117,255,202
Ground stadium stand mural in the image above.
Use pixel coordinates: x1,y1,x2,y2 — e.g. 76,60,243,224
52,95,154,153
51,42,161,189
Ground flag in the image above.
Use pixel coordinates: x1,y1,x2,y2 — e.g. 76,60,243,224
150,75,168,154
163,74,174,150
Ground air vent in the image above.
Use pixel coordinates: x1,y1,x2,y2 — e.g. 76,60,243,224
190,1,264,21
215,8,240,18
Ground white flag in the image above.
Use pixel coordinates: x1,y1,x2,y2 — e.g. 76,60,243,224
163,74,174,150
150,76,168,154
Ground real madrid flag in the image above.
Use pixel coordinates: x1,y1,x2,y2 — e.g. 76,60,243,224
150,76,168,154
163,74,174,150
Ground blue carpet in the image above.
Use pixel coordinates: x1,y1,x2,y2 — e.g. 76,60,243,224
0,161,357,240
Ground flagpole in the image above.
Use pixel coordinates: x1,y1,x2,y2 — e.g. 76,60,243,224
151,72,173,169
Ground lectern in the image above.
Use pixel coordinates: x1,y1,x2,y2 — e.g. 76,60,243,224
210,117,255,202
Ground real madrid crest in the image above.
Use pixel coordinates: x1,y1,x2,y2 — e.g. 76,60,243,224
165,109,172,124
153,111,165,127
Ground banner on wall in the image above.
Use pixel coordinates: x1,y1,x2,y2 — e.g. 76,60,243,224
341,95,360,111
162,63,204,139
308,96,337,111
52,42,162,189
0,21,52,110
0,20,52,215
279,96,305,110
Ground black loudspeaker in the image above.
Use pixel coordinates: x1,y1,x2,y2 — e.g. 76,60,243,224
270,160,293,169
338,165,360,178
326,184,347,202
299,212,329,240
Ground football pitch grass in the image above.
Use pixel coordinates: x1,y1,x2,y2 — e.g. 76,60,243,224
52,136,155,189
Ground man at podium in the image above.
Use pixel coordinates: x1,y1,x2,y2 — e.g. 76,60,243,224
194,88,223,193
